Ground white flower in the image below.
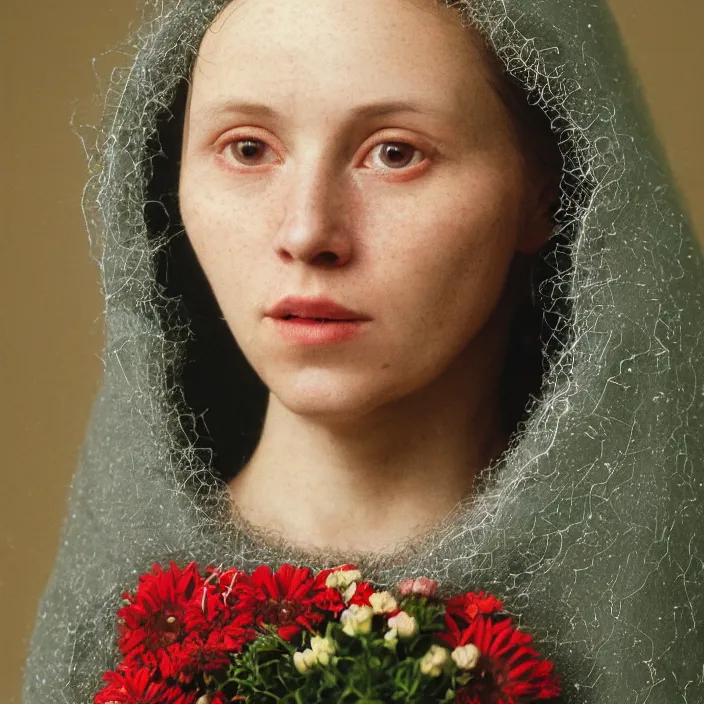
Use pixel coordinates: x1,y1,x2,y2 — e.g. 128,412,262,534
196,696,212,704
293,636,337,673
340,604,374,636
451,643,481,671
383,626,398,649
369,590,399,614
387,610,418,639
325,569,362,589
342,581,357,603
293,647,319,674
419,644,450,677
310,635,336,666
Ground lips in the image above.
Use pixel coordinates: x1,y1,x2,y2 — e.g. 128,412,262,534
282,315,342,322
271,316,367,345
266,296,371,321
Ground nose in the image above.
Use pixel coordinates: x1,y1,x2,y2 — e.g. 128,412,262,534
272,159,353,268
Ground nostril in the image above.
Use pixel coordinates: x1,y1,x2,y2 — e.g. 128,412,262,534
315,251,339,266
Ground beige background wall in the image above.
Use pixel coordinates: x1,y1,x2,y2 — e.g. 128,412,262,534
1,0,702,700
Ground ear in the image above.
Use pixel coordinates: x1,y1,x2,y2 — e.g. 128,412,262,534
516,178,560,256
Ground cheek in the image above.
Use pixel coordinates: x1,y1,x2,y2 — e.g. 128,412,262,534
373,178,522,333
179,174,262,326
443,201,518,308
180,167,238,257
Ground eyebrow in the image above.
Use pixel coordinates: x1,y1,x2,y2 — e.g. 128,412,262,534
198,99,447,123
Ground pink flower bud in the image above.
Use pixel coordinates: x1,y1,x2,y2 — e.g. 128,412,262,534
398,576,438,598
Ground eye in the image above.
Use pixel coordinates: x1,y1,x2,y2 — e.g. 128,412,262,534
363,142,425,171
222,138,277,167
220,137,426,171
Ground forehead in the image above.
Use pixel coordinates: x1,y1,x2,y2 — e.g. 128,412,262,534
188,0,498,126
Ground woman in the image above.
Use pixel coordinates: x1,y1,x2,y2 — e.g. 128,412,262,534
23,0,704,702
179,0,564,557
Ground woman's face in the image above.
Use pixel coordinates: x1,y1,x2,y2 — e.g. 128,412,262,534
179,0,550,419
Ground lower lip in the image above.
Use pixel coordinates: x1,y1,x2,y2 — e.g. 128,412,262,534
270,317,368,345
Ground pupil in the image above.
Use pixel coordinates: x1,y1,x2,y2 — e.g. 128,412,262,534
383,143,411,167
240,140,260,158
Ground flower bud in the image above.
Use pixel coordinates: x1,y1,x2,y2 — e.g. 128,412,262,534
384,626,398,649
420,644,450,677
369,590,398,614
451,643,481,671
342,581,357,603
387,610,418,639
340,604,374,637
310,635,336,666
326,569,362,589
293,650,310,675
398,576,439,598
293,647,319,674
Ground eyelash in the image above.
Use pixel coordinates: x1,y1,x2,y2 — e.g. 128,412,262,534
220,137,427,172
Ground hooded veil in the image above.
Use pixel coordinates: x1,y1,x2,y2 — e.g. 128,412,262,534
23,0,704,702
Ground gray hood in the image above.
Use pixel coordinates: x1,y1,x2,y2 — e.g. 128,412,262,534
23,0,704,702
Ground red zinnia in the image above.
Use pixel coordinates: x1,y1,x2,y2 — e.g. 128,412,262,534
175,612,255,681
94,665,196,704
203,565,248,604
119,647,181,684
445,590,504,624
232,563,345,640
183,576,257,646
438,614,561,703
117,561,204,657
169,632,232,683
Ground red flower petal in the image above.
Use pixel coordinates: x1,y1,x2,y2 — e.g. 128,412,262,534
230,564,341,640
440,615,561,702
348,581,375,607
445,591,504,625
117,562,204,658
94,665,196,704
313,564,360,590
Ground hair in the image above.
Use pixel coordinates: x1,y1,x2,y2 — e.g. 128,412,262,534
476,38,564,210
469,28,567,434
410,0,564,202
149,0,569,482
404,0,568,434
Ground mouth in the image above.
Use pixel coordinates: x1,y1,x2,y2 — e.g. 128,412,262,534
272,315,368,345
267,296,369,322
281,315,358,322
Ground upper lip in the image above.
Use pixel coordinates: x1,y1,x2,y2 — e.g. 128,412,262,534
266,296,371,321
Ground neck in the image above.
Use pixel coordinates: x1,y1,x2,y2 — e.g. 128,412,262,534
228,300,514,557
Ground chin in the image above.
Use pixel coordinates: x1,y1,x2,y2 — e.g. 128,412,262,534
265,366,406,423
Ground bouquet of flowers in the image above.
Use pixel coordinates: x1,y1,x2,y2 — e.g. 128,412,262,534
95,561,561,703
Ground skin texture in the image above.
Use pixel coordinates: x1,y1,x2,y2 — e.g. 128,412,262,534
178,0,555,555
